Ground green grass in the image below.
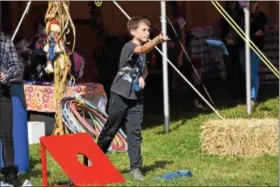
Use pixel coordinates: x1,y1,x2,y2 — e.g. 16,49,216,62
19,96,278,186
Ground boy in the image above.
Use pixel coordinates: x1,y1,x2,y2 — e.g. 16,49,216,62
97,16,169,181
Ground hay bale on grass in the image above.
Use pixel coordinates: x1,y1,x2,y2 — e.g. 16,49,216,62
201,118,278,157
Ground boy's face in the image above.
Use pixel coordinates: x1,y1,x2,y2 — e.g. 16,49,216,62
131,22,150,43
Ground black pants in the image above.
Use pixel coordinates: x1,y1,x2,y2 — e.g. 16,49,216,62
224,46,245,99
0,84,14,167
97,92,143,170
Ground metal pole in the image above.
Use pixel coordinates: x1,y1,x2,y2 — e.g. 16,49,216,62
244,7,251,114
277,1,280,184
160,1,170,133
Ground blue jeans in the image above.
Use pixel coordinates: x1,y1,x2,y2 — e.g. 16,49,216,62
238,49,260,101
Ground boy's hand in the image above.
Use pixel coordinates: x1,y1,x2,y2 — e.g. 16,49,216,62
158,33,170,43
139,76,145,89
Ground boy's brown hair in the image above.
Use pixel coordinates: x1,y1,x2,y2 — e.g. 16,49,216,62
127,16,150,34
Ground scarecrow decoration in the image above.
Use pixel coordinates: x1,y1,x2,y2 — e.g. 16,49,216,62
43,1,76,135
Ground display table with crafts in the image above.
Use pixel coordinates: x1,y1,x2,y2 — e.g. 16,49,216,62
24,82,107,113
24,82,107,135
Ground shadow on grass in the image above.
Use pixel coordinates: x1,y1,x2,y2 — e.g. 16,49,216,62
19,157,41,181
120,160,173,174
142,160,174,174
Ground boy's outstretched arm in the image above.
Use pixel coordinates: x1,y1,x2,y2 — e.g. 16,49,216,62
134,33,169,54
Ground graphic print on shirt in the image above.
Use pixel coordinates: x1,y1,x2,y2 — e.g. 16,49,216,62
120,54,146,85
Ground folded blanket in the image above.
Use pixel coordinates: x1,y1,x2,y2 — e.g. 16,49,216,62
156,170,192,180
206,39,229,56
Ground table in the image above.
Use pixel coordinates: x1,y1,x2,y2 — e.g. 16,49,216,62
24,82,107,113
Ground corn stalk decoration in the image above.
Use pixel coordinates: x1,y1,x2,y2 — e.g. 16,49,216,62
43,1,76,135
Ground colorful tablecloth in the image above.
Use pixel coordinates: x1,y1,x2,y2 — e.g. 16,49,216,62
24,83,107,113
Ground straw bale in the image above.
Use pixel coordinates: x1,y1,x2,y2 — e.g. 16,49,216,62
201,118,278,156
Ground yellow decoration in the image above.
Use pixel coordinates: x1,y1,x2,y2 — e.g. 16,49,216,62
95,1,102,7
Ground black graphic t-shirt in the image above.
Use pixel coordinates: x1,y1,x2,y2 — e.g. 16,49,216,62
111,41,146,100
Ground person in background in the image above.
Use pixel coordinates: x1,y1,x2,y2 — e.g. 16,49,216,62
219,1,245,103
167,1,208,111
237,1,267,106
166,2,186,94
0,31,23,187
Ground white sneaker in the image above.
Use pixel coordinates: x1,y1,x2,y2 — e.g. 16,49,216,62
0,180,32,187
0,181,13,187
22,180,33,186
